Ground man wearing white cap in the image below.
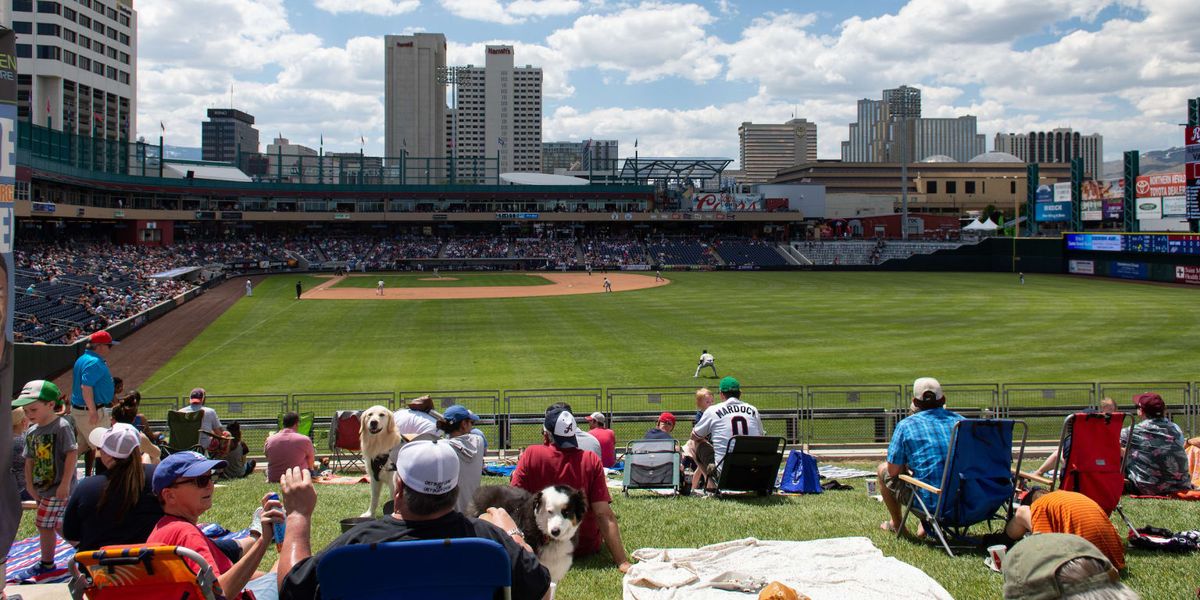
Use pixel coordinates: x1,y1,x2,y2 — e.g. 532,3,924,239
585,411,617,468
276,440,550,599
876,377,964,537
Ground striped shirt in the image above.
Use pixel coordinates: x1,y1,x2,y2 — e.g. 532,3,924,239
1031,490,1125,570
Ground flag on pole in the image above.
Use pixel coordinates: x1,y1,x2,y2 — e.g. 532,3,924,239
361,135,365,146
320,134,324,146
497,137,506,147
634,138,638,149
160,121,166,132
45,99,50,114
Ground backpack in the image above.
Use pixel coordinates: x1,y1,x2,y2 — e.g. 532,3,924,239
778,450,822,494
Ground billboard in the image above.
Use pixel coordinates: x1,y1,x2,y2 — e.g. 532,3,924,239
1081,200,1102,221
1176,265,1200,286
1111,261,1149,280
1035,202,1070,222
1053,182,1071,202
1135,173,1186,198
1082,178,1124,201
1136,197,1161,220
1066,234,1122,252
1035,184,1053,202
1103,200,1123,220
1163,196,1188,217
691,192,763,212
1068,260,1095,275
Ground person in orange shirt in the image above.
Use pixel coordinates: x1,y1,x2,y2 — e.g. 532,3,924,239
1003,489,1125,571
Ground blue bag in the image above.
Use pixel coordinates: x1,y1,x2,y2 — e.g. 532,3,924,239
779,450,822,494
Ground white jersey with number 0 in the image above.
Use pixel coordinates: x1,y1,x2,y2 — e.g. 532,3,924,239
693,397,763,465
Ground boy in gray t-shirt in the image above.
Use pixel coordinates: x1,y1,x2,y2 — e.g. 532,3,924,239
15,380,78,576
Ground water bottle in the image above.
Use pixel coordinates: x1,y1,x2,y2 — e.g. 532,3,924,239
267,493,286,544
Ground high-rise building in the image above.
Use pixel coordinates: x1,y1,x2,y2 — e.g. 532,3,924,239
384,33,447,162
201,108,259,163
841,86,984,163
541,139,619,174
738,119,818,183
452,45,542,174
542,142,582,173
994,128,1103,178
6,0,137,143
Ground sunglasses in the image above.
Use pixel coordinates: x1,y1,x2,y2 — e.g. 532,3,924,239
171,473,214,489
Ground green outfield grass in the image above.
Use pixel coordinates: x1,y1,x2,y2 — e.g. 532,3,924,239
331,273,554,288
141,272,1200,398
19,467,1195,599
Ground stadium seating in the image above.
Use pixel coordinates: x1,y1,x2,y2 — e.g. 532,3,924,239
713,240,790,267
646,239,717,266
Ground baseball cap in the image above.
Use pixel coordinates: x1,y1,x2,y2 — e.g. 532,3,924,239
913,377,945,402
586,411,607,426
89,331,119,345
89,423,141,459
1002,533,1118,600
544,407,580,449
658,412,676,425
14,380,62,408
189,388,206,402
443,405,479,425
152,451,227,496
719,376,740,393
395,440,459,495
1133,392,1165,417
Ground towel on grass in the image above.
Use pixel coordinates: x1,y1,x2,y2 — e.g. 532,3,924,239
623,537,953,600
5,524,253,585
315,474,371,484
484,464,517,477
817,466,875,480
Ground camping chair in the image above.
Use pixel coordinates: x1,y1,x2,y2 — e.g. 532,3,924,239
162,410,207,457
278,411,316,438
69,545,219,600
714,436,785,497
328,410,363,472
1022,412,1136,531
897,419,1027,557
622,439,682,496
316,538,513,599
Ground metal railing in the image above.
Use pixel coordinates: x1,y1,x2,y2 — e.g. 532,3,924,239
130,381,1199,453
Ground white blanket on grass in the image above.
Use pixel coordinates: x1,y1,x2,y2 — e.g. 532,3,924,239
623,537,953,600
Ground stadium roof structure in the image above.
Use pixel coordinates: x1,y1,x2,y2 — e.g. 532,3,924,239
619,157,733,182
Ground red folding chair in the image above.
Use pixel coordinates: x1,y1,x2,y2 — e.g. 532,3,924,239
70,545,219,600
329,410,364,472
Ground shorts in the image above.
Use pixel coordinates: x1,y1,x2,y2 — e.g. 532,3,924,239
36,496,67,529
74,407,112,453
883,472,914,506
684,438,716,475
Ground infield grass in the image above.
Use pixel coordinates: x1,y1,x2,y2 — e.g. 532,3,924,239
19,466,1197,599
141,271,1200,396
331,273,554,288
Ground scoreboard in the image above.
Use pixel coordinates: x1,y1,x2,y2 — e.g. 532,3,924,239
1066,233,1200,255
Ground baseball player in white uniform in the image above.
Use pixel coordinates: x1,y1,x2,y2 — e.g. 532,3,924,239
694,349,717,378
245,279,253,297
603,277,612,292
377,280,385,296
691,376,763,479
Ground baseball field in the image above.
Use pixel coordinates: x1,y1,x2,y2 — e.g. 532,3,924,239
139,271,1200,395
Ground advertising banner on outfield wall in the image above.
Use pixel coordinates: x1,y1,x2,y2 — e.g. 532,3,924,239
1083,178,1124,201
1176,265,1200,285
691,193,763,212
1053,182,1072,203
1035,202,1071,222
1103,200,1123,220
1111,262,1149,280
1082,200,1102,221
1069,260,1095,275
1136,197,1162,220
1163,196,1188,217
0,26,19,587
1136,173,1186,198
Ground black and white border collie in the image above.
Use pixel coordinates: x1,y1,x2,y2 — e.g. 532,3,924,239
471,485,588,582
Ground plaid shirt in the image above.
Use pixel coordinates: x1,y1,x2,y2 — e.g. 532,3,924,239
888,407,964,508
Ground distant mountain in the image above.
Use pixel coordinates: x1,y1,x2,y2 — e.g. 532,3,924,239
163,145,203,161
1102,147,1189,179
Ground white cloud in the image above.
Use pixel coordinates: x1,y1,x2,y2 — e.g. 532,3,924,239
439,0,582,24
313,0,420,16
448,41,575,99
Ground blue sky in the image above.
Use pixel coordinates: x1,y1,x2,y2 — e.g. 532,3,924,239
136,0,1200,165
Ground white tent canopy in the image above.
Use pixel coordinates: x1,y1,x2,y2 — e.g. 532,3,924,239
963,218,998,231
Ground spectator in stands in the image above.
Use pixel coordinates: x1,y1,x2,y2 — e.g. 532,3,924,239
437,405,483,514
1002,534,1138,600
1121,393,1193,495
71,331,118,477
10,407,30,501
116,390,162,445
877,377,964,536
148,452,281,600
586,411,617,468
111,398,161,464
181,388,225,451
394,395,440,438
220,423,256,480
1032,398,1117,478
264,413,316,484
1000,489,1126,570
691,377,765,489
644,413,676,441
511,406,632,573
62,424,162,551
276,442,551,599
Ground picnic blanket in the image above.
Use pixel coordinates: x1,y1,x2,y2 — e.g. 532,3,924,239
623,537,953,600
315,474,371,484
817,466,875,480
484,464,517,477
5,524,253,586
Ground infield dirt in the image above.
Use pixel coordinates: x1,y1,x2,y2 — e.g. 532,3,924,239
304,272,668,300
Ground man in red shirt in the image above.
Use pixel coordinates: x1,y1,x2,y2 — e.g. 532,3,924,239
511,407,632,573
586,411,617,468
264,412,316,483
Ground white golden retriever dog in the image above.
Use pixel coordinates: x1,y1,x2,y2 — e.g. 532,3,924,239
359,405,402,518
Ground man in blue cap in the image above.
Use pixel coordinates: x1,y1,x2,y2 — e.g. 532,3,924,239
147,452,282,600
438,405,484,513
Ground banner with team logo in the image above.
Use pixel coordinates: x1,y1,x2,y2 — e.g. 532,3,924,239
692,193,763,212
0,26,19,581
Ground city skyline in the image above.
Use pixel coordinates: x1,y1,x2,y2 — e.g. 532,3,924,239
135,0,1200,165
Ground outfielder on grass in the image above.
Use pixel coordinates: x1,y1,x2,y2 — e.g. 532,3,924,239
694,349,717,378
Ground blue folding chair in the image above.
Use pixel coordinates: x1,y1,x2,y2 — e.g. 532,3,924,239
897,418,1027,556
316,538,513,599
